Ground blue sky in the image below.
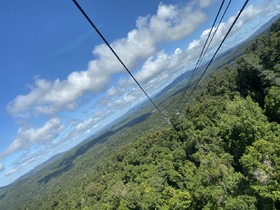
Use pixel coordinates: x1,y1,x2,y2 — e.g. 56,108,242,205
0,0,279,187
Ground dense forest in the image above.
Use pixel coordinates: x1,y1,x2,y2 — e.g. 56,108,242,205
0,18,279,210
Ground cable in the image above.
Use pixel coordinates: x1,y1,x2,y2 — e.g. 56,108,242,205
72,0,170,123
198,0,232,72
179,0,226,106
178,0,232,109
185,0,250,103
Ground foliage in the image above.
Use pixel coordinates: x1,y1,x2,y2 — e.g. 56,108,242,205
265,86,280,123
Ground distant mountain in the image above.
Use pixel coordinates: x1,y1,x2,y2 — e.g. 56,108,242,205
0,185,9,193
17,152,66,181
154,69,193,99
246,13,280,40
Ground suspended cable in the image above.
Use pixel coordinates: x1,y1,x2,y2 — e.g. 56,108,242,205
198,0,232,71
185,0,250,103
177,0,232,111
178,0,226,106
72,0,170,123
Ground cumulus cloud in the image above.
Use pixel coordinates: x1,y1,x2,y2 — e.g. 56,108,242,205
104,0,280,112
105,1,276,105
7,70,109,116
175,48,182,55
7,1,207,117
128,47,187,91
135,51,170,84
71,0,280,135
0,118,65,157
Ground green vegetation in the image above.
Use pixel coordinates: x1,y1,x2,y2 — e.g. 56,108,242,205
0,18,279,210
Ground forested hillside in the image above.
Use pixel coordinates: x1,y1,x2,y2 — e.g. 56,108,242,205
0,18,279,210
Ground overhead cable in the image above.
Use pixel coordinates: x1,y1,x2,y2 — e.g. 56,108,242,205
72,0,169,123
184,0,250,103
198,0,232,72
180,0,226,104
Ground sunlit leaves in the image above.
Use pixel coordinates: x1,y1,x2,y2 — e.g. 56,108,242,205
265,86,280,123
241,137,280,207
219,96,268,162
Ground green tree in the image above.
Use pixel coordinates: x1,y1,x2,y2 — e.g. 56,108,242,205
162,187,192,210
224,195,256,210
241,136,280,209
264,86,280,123
235,57,266,106
219,96,268,164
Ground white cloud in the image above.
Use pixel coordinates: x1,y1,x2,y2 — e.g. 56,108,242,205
110,0,280,109
98,50,186,114
100,87,144,116
78,0,279,145
107,86,126,98
7,70,109,116
107,87,118,97
7,2,207,118
94,50,185,120
175,48,182,55
0,162,4,172
186,0,279,62
5,168,17,176
135,51,169,84
12,154,37,169
21,157,36,168
149,3,206,42
76,117,95,132
130,47,187,90
0,118,65,157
